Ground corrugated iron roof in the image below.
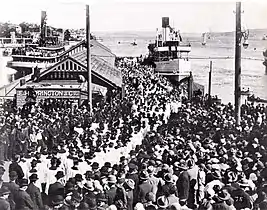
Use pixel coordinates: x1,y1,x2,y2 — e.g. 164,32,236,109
70,49,122,86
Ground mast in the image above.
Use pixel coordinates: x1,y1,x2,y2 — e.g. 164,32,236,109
40,11,47,47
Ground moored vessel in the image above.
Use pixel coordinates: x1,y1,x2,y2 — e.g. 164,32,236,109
144,17,192,83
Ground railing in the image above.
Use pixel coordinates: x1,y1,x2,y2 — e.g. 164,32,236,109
11,55,58,63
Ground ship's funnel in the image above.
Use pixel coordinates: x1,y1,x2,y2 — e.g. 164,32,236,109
162,17,169,28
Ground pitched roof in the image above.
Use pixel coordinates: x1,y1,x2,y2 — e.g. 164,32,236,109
70,49,122,86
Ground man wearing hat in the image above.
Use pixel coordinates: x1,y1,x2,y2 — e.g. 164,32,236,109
84,171,103,193
3,170,19,209
212,189,233,210
96,192,108,210
126,162,139,205
231,179,253,210
63,190,83,210
106,175,118,205
48,171,65,204
176,160,190,204
14,178,34,210
147,165,159,195
9,155,24,183
0,186,11,210
26,174,43,210
123,179,135,210
92,162,101,180
137,171,153,203
51,195,64,210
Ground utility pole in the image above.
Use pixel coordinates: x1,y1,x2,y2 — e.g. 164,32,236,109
235,2,242,125
208,60,212,105
86,5,92,114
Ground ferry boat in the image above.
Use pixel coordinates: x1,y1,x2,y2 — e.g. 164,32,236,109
6,11,68,81
248,95,267,103
7,39,66,80
144,17,191,82
131,39,137,46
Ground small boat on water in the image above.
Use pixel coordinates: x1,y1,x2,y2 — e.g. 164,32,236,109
241,89,251,96
202,33,207,46
131,40,137,46
248,95,267,103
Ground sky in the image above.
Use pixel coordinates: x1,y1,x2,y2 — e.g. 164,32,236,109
1,0,267,33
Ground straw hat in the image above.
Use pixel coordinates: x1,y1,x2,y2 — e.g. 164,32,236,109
157,196,169,209
125,179,135,190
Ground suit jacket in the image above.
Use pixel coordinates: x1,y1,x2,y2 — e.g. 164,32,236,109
3,181,19,210
106,185,118,205
26,183,43,210
14,190,34,210
177,171,190,200
0,198,10,210
137,181,153,203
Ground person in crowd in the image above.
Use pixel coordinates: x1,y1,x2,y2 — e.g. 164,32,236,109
26,174,43,210
3,171,19,210
48,171,65,201
14,178,34,210
0,186,11,210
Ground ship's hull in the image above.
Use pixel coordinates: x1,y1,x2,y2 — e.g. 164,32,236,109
6,61,54,80
154,59,191,82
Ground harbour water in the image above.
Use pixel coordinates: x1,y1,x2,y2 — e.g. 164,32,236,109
1,32,267,104
97,32,267,104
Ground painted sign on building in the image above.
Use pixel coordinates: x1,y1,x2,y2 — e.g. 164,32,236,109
16,88,81,107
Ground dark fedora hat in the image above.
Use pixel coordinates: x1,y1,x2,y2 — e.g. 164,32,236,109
9,171,18,178
0,186,10,196
19,179,29,187
75,174,83,182
29,173,39,181
84,171,94,179
52,195,64,206
96,192,108,202
71,190,83,202
92,162,99,169
55,171,65,179
164,173,173,183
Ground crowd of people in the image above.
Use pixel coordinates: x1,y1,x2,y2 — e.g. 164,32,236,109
12,47,64,58
0,58,266,210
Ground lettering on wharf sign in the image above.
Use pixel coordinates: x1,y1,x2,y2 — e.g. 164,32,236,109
16,89,80,107
35,90,80,97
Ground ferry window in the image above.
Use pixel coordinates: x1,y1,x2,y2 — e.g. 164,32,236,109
74,64,77,70
66,61,69,70
62,63,65,70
